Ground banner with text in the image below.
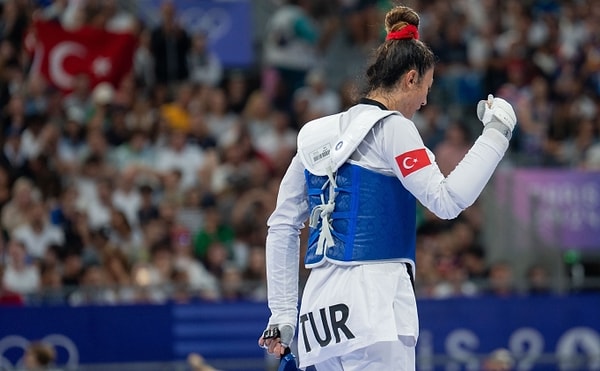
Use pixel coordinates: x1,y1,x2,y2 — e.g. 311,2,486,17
1,296,600,370
495,169,600,249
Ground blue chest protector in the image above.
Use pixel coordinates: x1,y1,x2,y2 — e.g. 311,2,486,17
304,163,416,268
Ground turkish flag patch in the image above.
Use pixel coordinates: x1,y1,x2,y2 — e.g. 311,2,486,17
395,148,431,177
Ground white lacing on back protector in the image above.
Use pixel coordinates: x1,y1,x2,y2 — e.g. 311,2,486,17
308,169,338,256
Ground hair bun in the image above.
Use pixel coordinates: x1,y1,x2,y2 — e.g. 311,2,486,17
384,6,420,33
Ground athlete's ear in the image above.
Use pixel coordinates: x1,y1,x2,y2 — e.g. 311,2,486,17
405,70,419,88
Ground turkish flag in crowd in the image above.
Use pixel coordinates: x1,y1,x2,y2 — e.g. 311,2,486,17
30,20,137,93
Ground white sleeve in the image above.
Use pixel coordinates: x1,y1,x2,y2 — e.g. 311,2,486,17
380,117,509,220
265,154,310,328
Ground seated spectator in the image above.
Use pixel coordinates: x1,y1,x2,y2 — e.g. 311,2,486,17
293,68,341,124
61,250,84,292
154,128,206,192
252,110,297,166
107,208,144,264
188,31,223,88
84,177,114,231
68,264,117,306
0,264,24,306
433,122,473,177
130,243,174,303
0,124,28,184
0,165,13,211
242,246,267,301
57,107,86,174
37,262,67,305
556,117,598,168
171,225,219,301
12,199,65,260
220,264,244,301
1,177,40,236
460,244,490,290
160,83,193,133
137,184,160,227
110,128,156,179
192,203,234,262
2,239,40,296
204,87,240,147
526,264,552,296
484,261,517,297
432,263,478,299
111,167,142,226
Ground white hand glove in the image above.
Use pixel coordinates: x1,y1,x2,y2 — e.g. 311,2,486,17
276,324,295,348
477,94,517,139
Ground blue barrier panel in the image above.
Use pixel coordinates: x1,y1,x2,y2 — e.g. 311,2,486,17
0,304,173,366
1,296,599,370
418,294,600,370
171,301,270,360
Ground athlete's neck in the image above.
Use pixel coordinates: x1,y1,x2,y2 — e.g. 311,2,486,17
359,97,388,110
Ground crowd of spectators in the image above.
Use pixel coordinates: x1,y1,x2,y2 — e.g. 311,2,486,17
0,0,598,306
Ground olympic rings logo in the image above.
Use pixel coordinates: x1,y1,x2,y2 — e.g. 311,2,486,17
0,334,79,369
179,7,232,41
140,3,233,42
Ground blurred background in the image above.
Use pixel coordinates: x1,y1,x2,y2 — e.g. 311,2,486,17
0,0,599,370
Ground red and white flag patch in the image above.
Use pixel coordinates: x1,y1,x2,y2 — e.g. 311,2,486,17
395,148,431,177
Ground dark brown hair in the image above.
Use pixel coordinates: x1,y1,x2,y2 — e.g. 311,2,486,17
363,5,436,94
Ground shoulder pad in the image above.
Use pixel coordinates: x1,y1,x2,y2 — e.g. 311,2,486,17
297,110,397,176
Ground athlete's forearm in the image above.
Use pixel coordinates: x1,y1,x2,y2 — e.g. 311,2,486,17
443,128,509,210
266,225,301,327
265,154,309,326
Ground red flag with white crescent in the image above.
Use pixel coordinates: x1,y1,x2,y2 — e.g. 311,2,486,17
395,148,432,177
30,20,137,93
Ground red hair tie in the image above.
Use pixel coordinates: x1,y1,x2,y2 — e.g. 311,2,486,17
386,25,419,41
